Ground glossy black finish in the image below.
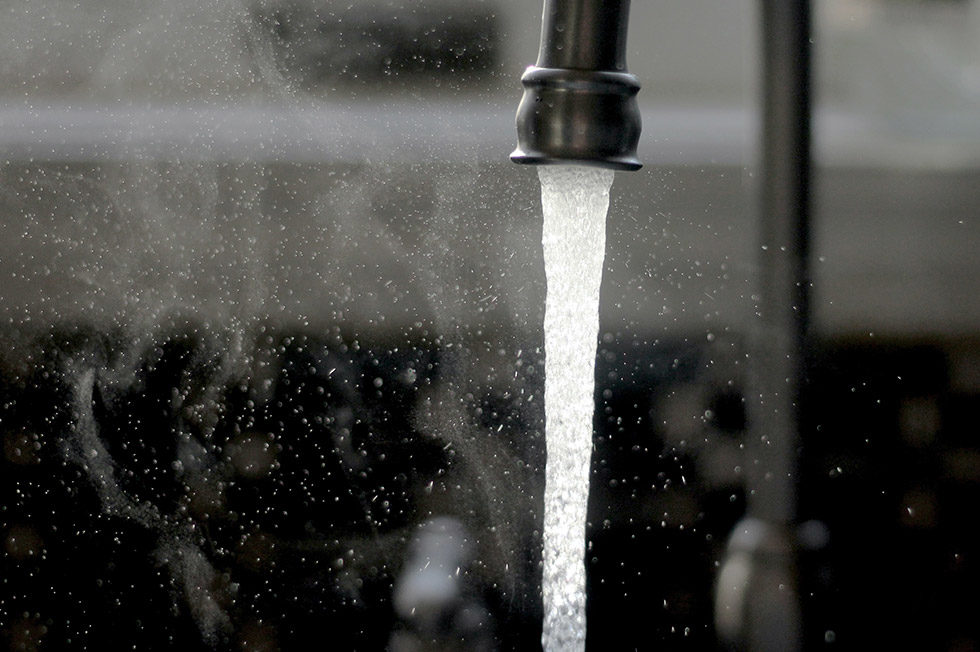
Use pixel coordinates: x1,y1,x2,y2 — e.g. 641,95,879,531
511,0,641,171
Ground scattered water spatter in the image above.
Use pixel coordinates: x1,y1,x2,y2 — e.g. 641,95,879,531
66,365,231,643
538,165,614,652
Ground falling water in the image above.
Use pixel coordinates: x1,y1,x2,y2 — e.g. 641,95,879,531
538,164,615,651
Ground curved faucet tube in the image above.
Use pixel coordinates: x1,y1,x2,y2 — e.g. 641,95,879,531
511,0,642,171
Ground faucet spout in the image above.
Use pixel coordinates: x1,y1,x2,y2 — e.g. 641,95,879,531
511,0,642,171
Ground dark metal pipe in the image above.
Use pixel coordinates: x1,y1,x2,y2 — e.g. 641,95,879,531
715,0,811,649
751,0,811,533
511,0,642,171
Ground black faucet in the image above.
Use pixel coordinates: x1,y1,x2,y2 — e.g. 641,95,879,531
511,0,642,171
512,0,814,650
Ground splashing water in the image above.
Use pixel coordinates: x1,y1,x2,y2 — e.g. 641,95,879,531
66,365,232,643
538,165,615,651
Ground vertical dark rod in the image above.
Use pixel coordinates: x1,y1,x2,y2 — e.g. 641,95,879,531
750,0,811,526
511,0,642,170
714,1,810,650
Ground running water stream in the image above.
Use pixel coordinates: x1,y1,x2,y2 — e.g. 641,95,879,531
538,165,615,651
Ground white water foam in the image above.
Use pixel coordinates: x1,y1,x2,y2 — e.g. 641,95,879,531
538,165,614,652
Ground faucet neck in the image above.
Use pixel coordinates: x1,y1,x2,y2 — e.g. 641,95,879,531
536,0,632,71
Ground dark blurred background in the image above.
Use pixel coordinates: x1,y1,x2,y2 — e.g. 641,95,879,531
1,0,978,649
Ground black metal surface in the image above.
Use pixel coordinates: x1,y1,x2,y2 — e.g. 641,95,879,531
511,0,642,171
